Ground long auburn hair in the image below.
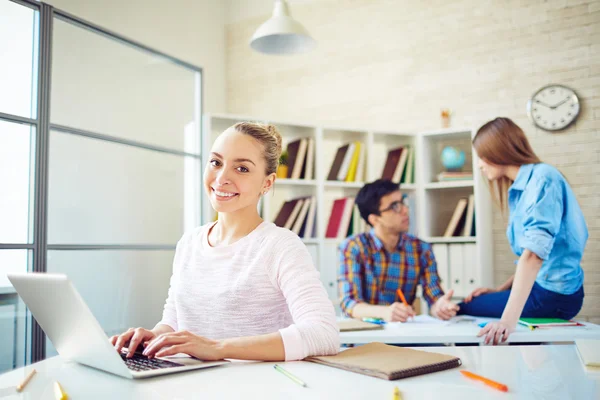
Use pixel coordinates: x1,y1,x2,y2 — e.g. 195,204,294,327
472,118,541,213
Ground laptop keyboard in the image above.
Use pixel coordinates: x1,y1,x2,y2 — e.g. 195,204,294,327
120,352,183,372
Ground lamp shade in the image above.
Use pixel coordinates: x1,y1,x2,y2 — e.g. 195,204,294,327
250,0,316,55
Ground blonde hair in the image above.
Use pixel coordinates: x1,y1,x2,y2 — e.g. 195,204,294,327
232,122,282,175
473,117,541,213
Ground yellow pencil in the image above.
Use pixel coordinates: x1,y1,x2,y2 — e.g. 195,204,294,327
16,368,36,392
54,381,68,400
393,386,402,400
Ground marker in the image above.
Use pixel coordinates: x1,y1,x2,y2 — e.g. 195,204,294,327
460,370,508,392
54,381,68,400
16,368,36,392
274,364,307,387
362,317,386,325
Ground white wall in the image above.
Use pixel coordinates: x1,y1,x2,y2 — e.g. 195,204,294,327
48,0,227,114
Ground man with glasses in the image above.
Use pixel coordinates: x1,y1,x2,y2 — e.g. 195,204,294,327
338,179,459,322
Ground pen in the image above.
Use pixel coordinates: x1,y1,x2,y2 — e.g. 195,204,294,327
274,364,307,387
54,381,68,400
460,370,508,392
392,386,402,400
396,289,413,320
362,317,386,325
16,368,36,392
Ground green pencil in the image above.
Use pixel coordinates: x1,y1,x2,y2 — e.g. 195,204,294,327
274,364,307,387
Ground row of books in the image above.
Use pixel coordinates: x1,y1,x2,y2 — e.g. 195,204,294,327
273,196,317,238
327,141,366,182
381,146,415,185
284,138,315,180
443,194,476,237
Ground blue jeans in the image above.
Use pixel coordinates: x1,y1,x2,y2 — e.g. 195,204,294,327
458,282,584,320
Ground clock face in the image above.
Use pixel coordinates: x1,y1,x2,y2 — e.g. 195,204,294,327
528,85,580,131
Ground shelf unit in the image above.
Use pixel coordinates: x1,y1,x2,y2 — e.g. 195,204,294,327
202,114,493,309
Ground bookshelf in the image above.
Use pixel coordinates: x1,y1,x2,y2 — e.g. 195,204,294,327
202,114,494,310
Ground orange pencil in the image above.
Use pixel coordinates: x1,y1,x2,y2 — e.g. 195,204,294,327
460,370,508,392
396,289,409,306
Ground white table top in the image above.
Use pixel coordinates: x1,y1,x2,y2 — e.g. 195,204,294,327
340,316,600,345
0,345,598,399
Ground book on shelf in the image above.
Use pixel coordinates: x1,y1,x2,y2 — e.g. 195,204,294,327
437,171,473,182
327,144,350,181
285,139,307,180
462,194,475,237
327,142,365,182
381,147,411,184
301,137,315,180
273,196,317,238
402,146,414,185
443,198,468,237
325,197,355,239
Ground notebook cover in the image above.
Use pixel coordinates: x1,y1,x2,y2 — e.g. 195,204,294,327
306,342,461,381
518,318,580,327
338,319,384,332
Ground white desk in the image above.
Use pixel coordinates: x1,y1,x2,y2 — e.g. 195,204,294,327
0,345,598,399
340,316,600,345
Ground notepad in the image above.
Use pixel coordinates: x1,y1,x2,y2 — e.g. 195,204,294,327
305,342,461,380
338,319,384,332
518,318,580,328
575,339,600,367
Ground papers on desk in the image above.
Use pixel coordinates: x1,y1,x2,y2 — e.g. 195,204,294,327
575,339,600,368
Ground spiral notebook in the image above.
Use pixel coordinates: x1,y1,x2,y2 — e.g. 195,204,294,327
306,342,461,380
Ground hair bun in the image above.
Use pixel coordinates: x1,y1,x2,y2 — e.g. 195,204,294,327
266,124,282,152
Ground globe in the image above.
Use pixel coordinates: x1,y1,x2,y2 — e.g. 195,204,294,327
441,146,466,171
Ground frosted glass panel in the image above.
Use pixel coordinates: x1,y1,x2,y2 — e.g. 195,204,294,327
46,250,175,357
51,19,197,152
0,250,29,372
48,131,197,245
0,120,34,244
0,1,38,119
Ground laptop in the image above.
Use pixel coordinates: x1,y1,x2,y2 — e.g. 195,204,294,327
8,273,229,379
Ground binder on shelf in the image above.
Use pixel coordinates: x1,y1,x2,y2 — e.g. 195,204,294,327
301,137,315,180
273,199,300,228
432,244,449,290
402,146,414,185
443,198,468,237
345,142,361,182
448,244,465,297
354,142,366,183
301,196,317,238
392,147,409,184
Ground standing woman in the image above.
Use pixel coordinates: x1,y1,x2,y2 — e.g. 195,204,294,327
111,122,339,361
459,117,587,345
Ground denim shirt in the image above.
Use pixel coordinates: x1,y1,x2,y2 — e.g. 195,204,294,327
507,163,588,295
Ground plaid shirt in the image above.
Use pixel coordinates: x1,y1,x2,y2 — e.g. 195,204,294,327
338,229,444,316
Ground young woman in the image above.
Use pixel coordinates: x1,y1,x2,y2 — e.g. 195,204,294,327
111,122,339,361
459,117,587,345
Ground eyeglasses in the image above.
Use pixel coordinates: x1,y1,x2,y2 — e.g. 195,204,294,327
379,194,409,214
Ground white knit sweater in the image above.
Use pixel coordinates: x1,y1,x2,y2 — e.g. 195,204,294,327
158,221,339,360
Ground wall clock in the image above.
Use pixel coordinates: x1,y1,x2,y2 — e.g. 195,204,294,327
527,84,580,131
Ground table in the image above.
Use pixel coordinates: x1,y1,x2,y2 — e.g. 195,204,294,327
340,316,600,345
0,345,598,399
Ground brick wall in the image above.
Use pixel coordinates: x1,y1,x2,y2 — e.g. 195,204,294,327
226,0,600,322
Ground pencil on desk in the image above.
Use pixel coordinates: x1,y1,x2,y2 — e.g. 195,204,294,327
274,364,307,387
392,386,402,400
54,381,68,400
16,368,36,392
460,370,508,392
